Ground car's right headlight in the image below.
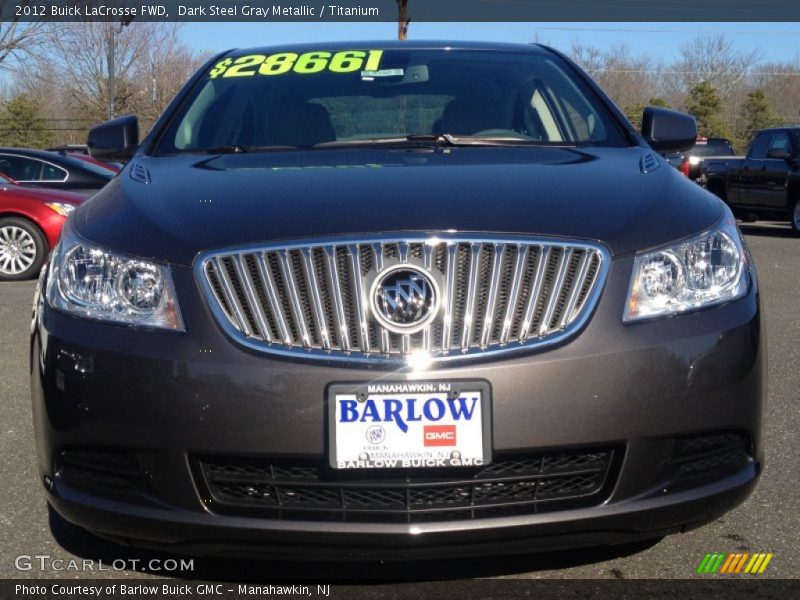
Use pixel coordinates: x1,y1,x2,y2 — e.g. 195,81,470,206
624,211,750,322
46,222,184,331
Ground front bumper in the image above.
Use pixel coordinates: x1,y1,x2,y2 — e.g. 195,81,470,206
31,255,764,558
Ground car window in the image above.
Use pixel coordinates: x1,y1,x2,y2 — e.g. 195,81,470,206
748,133,771,160
768,131,792,155
41,163,68,182
156,48,627,154
0,155,43,181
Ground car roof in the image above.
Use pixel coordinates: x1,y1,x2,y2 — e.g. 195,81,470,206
752,127,800,134
225,40,550,57
0,147,65,159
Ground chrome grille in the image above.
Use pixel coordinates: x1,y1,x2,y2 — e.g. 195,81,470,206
197,236,608,364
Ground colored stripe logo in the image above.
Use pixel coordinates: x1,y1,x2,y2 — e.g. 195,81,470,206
696,553,773,574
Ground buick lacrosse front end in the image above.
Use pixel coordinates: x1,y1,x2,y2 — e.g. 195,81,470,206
31,41,763,559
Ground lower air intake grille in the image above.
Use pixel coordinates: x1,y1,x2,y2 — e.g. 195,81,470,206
662,432,751,483
56,448,144,495
196,447,620,523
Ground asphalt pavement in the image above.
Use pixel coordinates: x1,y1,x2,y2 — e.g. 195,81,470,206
0,221,797,583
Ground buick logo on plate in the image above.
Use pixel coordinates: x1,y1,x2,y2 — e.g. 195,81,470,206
370,265,440,334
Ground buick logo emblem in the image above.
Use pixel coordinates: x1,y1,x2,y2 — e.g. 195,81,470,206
370,265,439,334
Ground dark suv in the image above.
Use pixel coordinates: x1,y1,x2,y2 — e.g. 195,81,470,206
665,137,737,182
32,42,762,560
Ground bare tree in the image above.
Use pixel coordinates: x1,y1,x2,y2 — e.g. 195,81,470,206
570,40,603,77
673,34,760,97
35,22,204,130
11,22,206,143
750,59,800,127
0,15,48,69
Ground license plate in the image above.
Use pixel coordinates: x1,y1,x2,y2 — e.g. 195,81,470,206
328,380,491,470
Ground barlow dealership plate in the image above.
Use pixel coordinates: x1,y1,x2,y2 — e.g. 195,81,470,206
328,380,491,469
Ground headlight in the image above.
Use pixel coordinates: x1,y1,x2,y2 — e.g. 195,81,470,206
45,202,76,217
46,222,184,331
624,212,750,322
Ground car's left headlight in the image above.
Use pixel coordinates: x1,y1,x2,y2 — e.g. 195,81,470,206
624,212,750,322
46,222,184,331
45,202,76,217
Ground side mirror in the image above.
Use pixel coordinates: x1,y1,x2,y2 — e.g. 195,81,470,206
641,107,697,153
87,115,139,162
766,147,792,161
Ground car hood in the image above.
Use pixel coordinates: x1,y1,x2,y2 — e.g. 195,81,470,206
73,146,724,266
0,183,86,205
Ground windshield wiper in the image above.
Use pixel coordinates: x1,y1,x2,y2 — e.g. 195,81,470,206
438,134,575,147
312,134,568,150
204,145,250,154
194,144,303,155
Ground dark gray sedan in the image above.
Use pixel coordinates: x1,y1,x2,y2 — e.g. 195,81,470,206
31,41,762,559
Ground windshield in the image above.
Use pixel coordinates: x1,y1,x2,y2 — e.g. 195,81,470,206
154,47,627,154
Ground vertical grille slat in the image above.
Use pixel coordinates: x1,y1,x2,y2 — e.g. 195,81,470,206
518,246,551,342
558,251,592,330
539,248,573,337
199,236,607,362
499,245,529,346
480,243,505,349
277,250,312,348
325,246,351,353
213,257,254,337
300,248,332,350
347,245,371,354
441,242,459,354
460,243,483,352
232,255,272,343
255,253,291,345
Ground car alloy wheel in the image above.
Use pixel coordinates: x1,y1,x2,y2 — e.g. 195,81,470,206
0,218,46,280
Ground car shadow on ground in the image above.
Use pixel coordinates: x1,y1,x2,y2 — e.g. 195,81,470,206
739,222,797,238
48,506,660,582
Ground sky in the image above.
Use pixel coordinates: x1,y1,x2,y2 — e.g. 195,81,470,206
181,22,800,63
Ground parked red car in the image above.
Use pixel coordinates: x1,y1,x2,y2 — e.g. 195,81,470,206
0,173,86,280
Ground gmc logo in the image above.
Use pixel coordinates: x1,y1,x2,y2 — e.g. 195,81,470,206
424,425,456,446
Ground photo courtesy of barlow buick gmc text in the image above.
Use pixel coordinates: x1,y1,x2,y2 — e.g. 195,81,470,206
1,1,799,599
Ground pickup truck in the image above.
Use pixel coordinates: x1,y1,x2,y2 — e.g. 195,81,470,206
665,136,736,181
704,127,800,233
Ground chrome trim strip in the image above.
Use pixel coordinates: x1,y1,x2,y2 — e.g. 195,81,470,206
379,328,390,355
213,257,253,337
480,242,505,349
277,250,312,348
499,244,529,346
232,254,272,343
195,233,610,367
421,242,435,353
325,246,351,353
398,241,409,263
558,251,592,330
518,246,551,342
539,248,573,337
347,244,371,354
460,243,482,351
441,242,458,352
300,248,331,351
255,252,291,345
372,243,384,272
